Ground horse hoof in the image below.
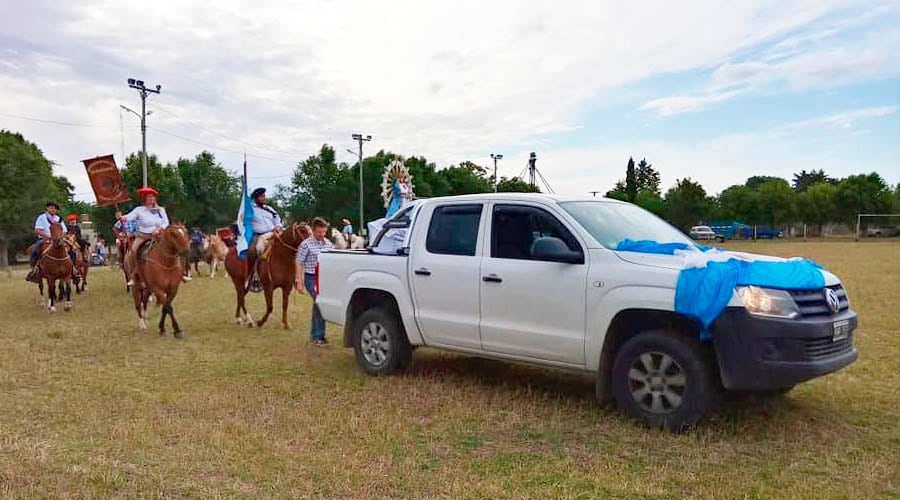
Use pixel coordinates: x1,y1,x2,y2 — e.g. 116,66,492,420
159,330,167,337
283,323,291,330
49,306,56,313
174,331,184,339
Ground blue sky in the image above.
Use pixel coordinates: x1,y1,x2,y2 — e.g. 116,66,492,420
0,0,897,202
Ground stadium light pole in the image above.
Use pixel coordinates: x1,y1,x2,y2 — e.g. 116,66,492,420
352,133,372,235
490,153,503,192
127,78,162,188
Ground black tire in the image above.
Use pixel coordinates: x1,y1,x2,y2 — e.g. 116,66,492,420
352,308,412,375
611,330,719,431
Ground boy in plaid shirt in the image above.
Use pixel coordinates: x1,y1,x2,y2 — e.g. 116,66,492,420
294,217,333,345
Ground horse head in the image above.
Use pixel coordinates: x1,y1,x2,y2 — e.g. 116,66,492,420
161,223,191,257
282,221,311,248
49,222,65,247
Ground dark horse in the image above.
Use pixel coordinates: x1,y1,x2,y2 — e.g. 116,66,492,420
37,222,74,312
131,223,191,337
224,222,310,328
114,228,134,292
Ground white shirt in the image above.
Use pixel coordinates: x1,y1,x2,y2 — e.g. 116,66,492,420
251,204,283,234
123,205,170,234
34,212,67,235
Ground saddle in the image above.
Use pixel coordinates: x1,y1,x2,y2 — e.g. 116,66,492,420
256,233,276,260
137,239,157,263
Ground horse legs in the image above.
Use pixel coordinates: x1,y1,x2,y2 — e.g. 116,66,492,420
256,285,274,328
210,258,217,278
62,280,72,311
47,278,57,312
281,285,292,330
165,302,183,339
132,282,147,330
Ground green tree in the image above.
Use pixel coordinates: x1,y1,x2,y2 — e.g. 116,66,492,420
635,190,665,217
624,157,637,202
745,175,784,190
715,185,759,223
664,178,711,231
438,161,493,195
176,151,241,230
497,177,540,193
635,158,661,195
792,169,834,192
796,182,837,235
834,173,893,228
0,131,71,266
756,178,795,226
605,180,628,201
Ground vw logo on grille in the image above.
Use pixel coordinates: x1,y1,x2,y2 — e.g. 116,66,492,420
824,288,841,314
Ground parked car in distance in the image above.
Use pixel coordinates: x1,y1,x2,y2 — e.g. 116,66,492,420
689,225,722,241
866,225,899,237
738,226,783,239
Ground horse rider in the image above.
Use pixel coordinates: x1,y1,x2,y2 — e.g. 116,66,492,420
117,186,191,286
27,201,74,282
340,218,354,246
247,187,283,290
65,213,89,258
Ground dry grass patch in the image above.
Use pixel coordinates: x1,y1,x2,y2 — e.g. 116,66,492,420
0,240,898,498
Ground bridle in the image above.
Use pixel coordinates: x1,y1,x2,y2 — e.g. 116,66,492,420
274,222,306,253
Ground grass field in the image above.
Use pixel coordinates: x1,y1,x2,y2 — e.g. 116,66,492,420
1,240,898,499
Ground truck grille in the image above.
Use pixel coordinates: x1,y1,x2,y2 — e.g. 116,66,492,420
789,285,849,318
804,334,854,360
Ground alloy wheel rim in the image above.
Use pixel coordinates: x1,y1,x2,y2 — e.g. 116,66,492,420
361,322,390,367
627,351,687,414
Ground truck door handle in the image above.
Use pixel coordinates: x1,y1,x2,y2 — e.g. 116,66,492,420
482,274,502,283
414,268,431,276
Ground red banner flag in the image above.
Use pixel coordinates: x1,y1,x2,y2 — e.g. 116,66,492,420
82,155,131,207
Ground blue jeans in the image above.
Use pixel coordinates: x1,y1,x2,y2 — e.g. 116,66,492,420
304,273,325,341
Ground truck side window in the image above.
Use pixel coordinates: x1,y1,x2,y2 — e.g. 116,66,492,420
491,205,582,261
426,205,483,256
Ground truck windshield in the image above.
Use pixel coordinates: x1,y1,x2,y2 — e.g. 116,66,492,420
560,201,695,248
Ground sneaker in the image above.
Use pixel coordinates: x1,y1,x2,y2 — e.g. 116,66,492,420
310,339,328,346
249,277,262,293
126,279,134,287
182,275,192,282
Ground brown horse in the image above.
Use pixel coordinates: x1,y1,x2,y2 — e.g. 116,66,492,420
224,222,310,328
67,234,89,294
37,222,74,312
131,223,191,337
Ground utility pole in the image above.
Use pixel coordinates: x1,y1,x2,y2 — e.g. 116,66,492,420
127,78,161,188
490,153,503,192
351,133,372,235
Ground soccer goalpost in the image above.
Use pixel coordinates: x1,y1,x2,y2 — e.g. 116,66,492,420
856,213,900,239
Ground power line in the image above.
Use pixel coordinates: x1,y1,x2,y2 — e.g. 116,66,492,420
0,111,124,130
152,128,297,164
151,103,309,158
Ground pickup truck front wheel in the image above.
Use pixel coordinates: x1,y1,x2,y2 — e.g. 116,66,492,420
611,330,719,431
353,308,412,375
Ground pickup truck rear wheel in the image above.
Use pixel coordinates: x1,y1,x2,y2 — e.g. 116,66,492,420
353,308,412,375
611,330,718,431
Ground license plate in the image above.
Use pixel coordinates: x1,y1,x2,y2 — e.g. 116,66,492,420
832,319,851,342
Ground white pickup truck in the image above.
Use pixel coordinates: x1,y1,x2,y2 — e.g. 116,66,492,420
317,194,858,430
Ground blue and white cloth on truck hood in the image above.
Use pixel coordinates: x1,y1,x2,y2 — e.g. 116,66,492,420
615,239,826,336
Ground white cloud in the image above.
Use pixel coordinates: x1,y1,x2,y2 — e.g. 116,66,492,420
0,0,895,201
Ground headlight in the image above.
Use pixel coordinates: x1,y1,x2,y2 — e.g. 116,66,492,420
736,286,800,319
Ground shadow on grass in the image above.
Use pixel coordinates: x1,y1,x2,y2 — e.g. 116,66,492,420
398,350,855,437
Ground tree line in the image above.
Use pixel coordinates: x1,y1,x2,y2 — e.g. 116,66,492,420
605,157,900,234
1,129,897,264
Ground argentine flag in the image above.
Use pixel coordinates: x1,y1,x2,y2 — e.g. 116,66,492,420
236,159,254,260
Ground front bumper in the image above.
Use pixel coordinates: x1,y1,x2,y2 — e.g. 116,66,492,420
712,307,858,391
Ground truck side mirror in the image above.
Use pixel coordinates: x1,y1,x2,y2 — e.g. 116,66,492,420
531,237,583,264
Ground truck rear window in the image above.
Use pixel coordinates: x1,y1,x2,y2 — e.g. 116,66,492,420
426,205,482,256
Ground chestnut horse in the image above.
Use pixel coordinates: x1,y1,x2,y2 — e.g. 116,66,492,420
67,234,89,294
224,221,310,328
131,223,191,337
37,222,74,312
